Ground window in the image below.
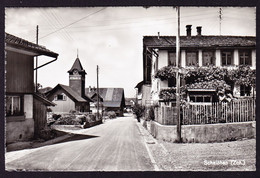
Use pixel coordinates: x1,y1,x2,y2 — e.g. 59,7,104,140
221,51,233,66
202,51,215,66
55,94,67,101
168,52,176,66
239,50,251,65
190,95,212,102
240,85,251,96
6,95,23,116
186,52,198,66
168,77,176,87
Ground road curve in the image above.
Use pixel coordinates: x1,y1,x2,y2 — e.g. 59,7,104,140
6,114,154,171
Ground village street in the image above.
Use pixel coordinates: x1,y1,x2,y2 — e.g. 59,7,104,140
5,114,155,171
5,113,256,171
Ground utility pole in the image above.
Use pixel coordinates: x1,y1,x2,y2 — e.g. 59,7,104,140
35,25,39,92
219,8,222,36
176,6,181,143
97,65,100,120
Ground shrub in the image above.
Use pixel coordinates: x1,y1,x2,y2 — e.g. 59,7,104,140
107,111,117,119
132,104,145,122
86,114,96,122
53,115,82,125
38,128,57,141
147,107,155,121
52,114,61,120
69,110,77,114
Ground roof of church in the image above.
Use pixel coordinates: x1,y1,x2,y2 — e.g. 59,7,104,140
68,58,86,74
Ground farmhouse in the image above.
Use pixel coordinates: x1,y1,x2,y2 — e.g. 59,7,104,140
138,25,256,105
5,33,58,143
46,57,92,114
86,87,126,116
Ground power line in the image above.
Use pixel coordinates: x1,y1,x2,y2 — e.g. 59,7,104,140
37,7,106,41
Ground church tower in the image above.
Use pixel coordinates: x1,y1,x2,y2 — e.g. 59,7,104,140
68,56,86,97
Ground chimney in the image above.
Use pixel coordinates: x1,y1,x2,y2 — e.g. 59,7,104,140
196,26,202,36
89,86,91,92
158,32,160,39
186,25,192,37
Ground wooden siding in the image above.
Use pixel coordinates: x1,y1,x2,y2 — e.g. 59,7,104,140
33,97,47,137
6,50,34,93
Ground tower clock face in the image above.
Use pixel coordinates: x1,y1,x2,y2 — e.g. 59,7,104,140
73,70,79,75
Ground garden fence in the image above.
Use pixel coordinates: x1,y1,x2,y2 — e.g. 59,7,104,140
182,99,255,125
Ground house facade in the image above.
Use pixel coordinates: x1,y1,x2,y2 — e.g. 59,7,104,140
140,25,256,105
46,58,92,114
5,33,58,143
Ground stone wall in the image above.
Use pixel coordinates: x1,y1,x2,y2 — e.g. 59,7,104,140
146,120,255,143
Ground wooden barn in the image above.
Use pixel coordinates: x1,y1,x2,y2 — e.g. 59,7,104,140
5,33,58,143
86,88,126,116
46,57,92,114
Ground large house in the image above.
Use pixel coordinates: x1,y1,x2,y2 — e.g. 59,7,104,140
46,57,92,114
5,33,58,143
86,87,126,116
137,25,256,105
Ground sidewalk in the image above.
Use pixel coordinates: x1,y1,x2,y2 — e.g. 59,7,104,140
135,119,256,171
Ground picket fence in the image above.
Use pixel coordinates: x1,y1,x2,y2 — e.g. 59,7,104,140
182,99,256,125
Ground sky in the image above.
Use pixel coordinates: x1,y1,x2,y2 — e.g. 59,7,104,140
5,7,255,98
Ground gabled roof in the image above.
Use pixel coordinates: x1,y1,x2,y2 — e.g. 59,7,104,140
34,93,56,106
85,88,125,108
143,36,256,48
68,58,86,74
5,33,58,58
90,93,104,102
47,84,89,103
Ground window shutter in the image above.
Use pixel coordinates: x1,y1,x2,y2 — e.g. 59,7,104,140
54,95,57,101
63,95,67,101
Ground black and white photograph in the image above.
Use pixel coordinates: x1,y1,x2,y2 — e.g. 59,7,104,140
4,6,256,172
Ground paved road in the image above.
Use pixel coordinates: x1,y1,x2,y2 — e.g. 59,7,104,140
5,114,154,171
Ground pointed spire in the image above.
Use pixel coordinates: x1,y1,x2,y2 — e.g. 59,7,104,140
68,54,86,75
77,49,79,58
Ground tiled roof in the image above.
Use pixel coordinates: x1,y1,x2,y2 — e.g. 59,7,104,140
143,36,256,48
5,33,58,58
68,58,86,74
85,88,125,107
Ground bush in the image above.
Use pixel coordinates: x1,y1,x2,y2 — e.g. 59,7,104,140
132,104,145,122
52,114,61,120
147,107,155,121
69,110,77,114
86,114,96,122
107,111,117,119
53,115,81,125
38,128,57,141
